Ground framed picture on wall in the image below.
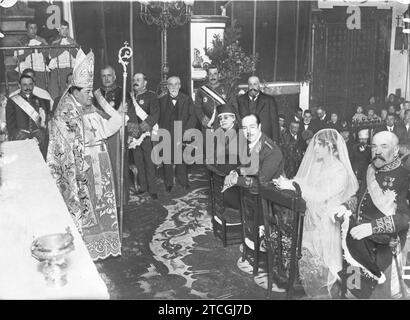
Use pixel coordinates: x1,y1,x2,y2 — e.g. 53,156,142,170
205,27,224,52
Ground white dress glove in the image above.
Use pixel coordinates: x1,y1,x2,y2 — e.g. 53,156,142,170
331,205,351,223
272,175,295,191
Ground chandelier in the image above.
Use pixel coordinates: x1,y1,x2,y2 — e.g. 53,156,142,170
140,0,194,29
139,0,194,96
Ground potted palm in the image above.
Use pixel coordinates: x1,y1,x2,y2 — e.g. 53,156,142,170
206,19,258,100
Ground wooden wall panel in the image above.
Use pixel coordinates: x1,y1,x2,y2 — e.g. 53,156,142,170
167,25,191,95
311,6,391,119
275,1,297,81
254,0,276,83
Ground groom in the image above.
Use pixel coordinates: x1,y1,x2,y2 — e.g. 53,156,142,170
335,131,410,299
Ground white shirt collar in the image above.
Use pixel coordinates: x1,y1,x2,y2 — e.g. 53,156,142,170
249,92,260,101
248,132,262,151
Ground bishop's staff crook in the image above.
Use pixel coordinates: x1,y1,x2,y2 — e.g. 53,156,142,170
118,41,133,241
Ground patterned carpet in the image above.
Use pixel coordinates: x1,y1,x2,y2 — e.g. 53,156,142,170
95,165,288,300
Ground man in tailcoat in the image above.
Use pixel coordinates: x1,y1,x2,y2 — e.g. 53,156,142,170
157,76,197,192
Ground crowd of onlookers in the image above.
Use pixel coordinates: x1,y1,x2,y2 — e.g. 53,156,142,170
278,93,410,182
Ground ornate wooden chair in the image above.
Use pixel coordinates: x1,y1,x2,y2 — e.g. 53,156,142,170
206,164,242,247
259,180,306,299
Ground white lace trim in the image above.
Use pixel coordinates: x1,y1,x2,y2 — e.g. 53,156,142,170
340,212,386,284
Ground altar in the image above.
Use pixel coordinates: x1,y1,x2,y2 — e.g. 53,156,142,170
0,140,109,299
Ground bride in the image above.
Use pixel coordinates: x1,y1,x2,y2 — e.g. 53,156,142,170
274,128,358,298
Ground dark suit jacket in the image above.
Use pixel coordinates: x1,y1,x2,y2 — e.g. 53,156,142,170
233,91,280,142
312,114,330,132
394,121,410,146
375,125,401,138
6,93,50,140
6,92,50,158
299,121,318,135
351,143,371,181
327,120,343,132
128,90,159,131
279,130,304,178
158,92,197,134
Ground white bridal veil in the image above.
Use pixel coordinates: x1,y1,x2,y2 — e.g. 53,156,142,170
295,128,359,204
294,128,359,297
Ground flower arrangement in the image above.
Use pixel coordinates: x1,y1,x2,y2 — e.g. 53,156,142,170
206,19,258,100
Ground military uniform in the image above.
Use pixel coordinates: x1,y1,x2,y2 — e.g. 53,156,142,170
231,133,285,271
94,85,123,114
194,83,228,130
128,89,159,195
236,133,284,190
93,85,129,206
224,133,284,207
342,158,410,298
6,92,50,159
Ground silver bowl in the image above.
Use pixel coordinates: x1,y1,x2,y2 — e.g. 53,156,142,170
31,227,75,287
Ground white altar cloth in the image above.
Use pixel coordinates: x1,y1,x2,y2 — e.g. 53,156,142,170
0,140,109,299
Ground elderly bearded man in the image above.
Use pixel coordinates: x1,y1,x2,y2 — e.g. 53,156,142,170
335,131,410,299
158,76,197,193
